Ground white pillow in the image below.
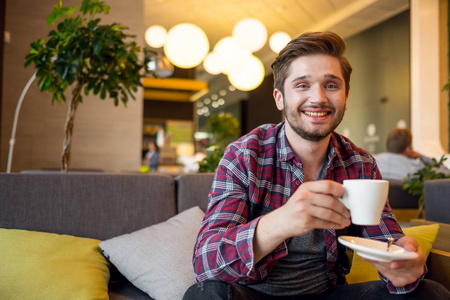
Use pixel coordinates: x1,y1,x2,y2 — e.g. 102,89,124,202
100,206,204,300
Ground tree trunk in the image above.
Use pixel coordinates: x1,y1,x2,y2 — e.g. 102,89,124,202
61,85,83,173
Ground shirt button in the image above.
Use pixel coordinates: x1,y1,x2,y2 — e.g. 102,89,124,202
295,181,300,185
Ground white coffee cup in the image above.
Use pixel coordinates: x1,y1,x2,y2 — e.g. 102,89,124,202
339,179,389,225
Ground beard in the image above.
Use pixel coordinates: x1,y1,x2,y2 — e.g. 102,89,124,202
283,101,345,142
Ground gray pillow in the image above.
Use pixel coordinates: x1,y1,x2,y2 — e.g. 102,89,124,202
100,206,204,300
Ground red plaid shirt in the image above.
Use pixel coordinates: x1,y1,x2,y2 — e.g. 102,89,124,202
193,122,425,294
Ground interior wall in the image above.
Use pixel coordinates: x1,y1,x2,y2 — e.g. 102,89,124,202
439,0,449,153
337,11,410,154
1,0,144,172
410,0,449,159
245,74,282,134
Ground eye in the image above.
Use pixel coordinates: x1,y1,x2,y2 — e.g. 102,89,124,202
325,83,339,89
296,83,309,89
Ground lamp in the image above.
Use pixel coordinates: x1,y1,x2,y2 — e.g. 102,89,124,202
232,18,267,52
145,25,167,48
227,55,265,91
213,36,252,75
203,52,223,75
164,23,209,69
146,52,174,78
269,32,291,53
7,72,37,173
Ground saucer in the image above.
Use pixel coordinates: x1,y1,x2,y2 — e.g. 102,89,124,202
338,236,419,262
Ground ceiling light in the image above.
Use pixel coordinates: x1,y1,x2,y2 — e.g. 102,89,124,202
214,36,252,75
164,23,209,68
269,32,291,53
145,25,167,48
203,52,223,75
146,53,174,77
232,18,267,52
227,55,265,91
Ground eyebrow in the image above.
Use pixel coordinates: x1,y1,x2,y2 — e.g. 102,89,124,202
290,73,343,84
324,74,343,82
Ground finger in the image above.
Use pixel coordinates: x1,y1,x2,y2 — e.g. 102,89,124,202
311,192,351,219
304,180,344,199
307,216,350,230
307,199,350,227
395,236,418,252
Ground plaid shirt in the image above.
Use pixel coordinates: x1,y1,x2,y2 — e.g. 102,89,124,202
193,122,425,294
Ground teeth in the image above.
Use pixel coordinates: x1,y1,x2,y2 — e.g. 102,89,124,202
305,111,327,117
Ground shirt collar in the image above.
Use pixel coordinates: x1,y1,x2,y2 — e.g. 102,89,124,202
276,123,296,162
276,122,338,167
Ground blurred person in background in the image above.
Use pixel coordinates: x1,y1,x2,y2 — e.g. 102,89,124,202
374,128,449,181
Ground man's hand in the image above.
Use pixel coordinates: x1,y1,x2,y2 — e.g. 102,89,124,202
253,180,350,263
362,236,426,287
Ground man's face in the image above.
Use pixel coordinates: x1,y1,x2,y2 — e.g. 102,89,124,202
273,54,348,142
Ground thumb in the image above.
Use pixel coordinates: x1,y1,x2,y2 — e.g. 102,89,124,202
396,236,418,252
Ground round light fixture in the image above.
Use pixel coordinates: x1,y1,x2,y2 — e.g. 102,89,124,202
213,36,252,75
227,55,265,91
164,23,209,69
269,31,291,53
145,25,167,48
232,18,267,52
203,52,223,75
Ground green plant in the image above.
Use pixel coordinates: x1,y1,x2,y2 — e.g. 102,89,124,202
24,0,153,172
198,113,240,173
403,155,450,218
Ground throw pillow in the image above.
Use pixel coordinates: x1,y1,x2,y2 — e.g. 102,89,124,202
100,206,204,300
0,229,110,300
346,224,439,284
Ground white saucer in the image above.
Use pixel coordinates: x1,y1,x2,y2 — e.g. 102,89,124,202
338,236,419,262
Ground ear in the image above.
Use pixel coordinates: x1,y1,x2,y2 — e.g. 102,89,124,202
403,146,412,156
344,89,349,111
273,89,284,111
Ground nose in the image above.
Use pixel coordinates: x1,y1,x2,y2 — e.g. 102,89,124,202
309,85,326,104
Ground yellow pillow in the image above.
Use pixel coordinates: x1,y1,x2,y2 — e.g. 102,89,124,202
346,224,439,284
0,229,110,300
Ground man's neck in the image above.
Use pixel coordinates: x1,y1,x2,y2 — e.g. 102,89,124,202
285,125,331,181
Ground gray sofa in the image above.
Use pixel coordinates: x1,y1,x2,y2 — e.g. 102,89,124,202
0,173,214,300
1,173,449,298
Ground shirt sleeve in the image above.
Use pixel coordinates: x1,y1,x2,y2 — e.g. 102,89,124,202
192,144,287,283
362,164,427,294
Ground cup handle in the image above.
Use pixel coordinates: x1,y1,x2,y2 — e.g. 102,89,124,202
337,190,350,209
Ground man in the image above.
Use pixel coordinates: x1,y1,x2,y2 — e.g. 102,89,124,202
183,32,449,299
374,128,450,180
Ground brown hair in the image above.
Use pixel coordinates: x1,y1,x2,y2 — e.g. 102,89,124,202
386,128,412,153
271,31,352,95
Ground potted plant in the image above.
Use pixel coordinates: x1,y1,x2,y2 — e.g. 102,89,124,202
198,113,240,173
24,0,153,172
403,155,450,218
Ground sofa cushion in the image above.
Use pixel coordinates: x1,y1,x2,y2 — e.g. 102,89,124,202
0,228,110,299
346,224,439,284
100,206,204,300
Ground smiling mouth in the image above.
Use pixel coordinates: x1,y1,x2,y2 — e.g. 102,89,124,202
304,111,328,117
